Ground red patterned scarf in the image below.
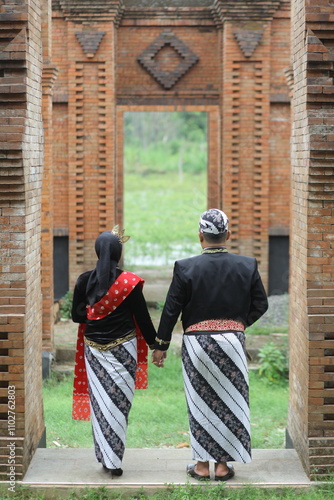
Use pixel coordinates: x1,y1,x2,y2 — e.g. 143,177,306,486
72,271,148,421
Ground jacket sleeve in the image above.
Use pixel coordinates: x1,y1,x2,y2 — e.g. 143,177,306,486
154,261,187,351
71,273,89,324
246,261,268,327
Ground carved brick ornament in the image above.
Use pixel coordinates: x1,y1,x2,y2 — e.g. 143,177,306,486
137,31,199,90
76,31,105,58
233,29,263,58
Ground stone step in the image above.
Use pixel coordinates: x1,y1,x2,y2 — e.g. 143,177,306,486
22,448,311,490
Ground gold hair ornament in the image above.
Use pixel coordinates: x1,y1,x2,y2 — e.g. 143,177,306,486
111,225,130,243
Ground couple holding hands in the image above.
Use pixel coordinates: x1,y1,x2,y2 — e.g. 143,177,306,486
71,209,268,482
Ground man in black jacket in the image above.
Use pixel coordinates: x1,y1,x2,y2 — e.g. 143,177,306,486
152,208,268,482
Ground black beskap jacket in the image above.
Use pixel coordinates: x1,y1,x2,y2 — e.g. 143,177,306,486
154,250,268,351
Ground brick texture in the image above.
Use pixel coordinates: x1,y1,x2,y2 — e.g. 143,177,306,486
289,0,334,480
0,0,44,481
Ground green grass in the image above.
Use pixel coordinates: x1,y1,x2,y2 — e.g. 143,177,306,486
2,483,334,500
245,324,289,336
43,349,288,450
124,171,207,266
249,372,288,448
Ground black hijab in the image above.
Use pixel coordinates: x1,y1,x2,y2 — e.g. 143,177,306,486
85,231,123,306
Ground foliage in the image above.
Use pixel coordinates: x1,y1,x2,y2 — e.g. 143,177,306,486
246,324,288,336
124,111,207,175
257,342,289,383
2,484,334,500
151,484,334,500
123,111,208,267
59,290,73,319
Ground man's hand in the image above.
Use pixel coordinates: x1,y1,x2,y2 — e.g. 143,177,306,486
152,349,167,368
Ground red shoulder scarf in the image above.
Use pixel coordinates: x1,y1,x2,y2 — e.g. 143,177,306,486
72,271,148,421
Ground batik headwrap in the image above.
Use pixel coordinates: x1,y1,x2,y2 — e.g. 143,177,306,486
199,208,229,235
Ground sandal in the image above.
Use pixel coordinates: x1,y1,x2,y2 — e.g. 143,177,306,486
186,463,210,481
214,465,235,481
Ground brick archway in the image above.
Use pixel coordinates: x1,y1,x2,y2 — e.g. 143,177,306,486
0,0,333,482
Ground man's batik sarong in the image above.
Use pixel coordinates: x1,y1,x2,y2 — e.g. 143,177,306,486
182,331,251,464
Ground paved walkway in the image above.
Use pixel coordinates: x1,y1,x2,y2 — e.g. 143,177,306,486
21,448,310,494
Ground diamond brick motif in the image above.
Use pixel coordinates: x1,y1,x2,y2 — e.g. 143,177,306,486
137,31,199,90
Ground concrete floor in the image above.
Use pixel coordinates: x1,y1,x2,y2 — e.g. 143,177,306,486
21,448,311,493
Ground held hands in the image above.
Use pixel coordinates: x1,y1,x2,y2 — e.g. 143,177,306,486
152,349,167,368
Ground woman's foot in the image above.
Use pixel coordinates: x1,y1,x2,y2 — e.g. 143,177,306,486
102,466,123,477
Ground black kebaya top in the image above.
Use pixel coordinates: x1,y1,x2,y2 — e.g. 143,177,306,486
71,268,156,346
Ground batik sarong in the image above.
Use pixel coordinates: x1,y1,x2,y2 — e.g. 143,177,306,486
71,270,149,468
182,331,251,463
72,270,148,421
85,337,137,469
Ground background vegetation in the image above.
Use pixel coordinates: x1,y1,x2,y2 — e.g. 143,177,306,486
123,112,207,266
3,483,334,500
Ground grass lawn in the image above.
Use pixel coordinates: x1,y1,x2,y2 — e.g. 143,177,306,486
2,481,334,500
43,348,288,450
124,171,207,266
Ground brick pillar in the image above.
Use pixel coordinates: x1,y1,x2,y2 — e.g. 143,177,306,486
213,0,288,286
0,0,45,481
57,1,124,289
41,0,58,351
289,0,334,479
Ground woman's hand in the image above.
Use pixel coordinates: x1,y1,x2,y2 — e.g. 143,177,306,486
152,349,167,368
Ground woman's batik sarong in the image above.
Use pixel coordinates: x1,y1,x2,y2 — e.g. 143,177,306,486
72,271,148,421
84,337,137,470
182,331,251,464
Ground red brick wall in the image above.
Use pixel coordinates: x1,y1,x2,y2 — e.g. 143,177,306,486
222,21,271,284
50,1,291,290
117,26,220,101
269,8,291,233
53,103,69,230
269,103,291,232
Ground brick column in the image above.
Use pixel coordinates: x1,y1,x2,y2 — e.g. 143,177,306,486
41,0,58,351
0,0,45,480
57,1,124,289
289,0,334,479
213,0,288,286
